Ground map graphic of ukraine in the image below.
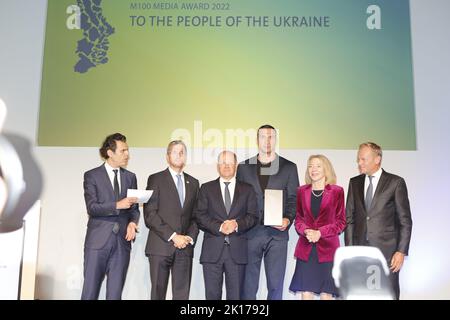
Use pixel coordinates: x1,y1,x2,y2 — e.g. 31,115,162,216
74,0,115,73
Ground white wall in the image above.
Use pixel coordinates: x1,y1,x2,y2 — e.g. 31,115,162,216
1,0,449,299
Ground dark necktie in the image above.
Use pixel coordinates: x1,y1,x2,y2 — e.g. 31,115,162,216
223,182,232,245
113,169,120,200
365,175,374,210
224,182,231,215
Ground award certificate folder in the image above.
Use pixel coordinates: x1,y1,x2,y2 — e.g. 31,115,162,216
264,189,283,226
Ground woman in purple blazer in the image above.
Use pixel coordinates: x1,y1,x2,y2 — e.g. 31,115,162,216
289,155,346,300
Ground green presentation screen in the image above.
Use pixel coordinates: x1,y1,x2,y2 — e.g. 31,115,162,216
38,0,416,149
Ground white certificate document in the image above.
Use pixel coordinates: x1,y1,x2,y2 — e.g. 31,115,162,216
264,189,283,226
127,189,153,204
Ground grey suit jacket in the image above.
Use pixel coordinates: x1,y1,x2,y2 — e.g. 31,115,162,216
345,169,413,261
83,164,140,250
144,168,199,257
195,178,258,264
236,154,299,240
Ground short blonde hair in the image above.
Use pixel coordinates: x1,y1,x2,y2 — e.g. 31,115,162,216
359,142,383,159
305,154,337,185
166,140,187,155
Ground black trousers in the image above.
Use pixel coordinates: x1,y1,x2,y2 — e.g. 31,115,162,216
364,239,401,300
148,250,193,300
202,245,245,300
389,271,400,300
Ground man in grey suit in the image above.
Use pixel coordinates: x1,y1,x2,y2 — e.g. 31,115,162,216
345,142,413,299
237,125,299,300
144,140,199,300
195,151,258,300
82,133,139,300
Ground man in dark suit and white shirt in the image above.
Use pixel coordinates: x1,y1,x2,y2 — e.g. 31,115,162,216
144,140,199,300
195,150,258,300
237,125,299,300
345,142,413,299
82,133,139,300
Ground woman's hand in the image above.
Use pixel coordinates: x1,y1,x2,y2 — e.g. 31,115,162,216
305,229,321,243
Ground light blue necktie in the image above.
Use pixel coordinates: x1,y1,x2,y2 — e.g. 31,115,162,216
176,174,184,207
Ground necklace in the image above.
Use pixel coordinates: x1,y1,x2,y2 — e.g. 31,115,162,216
312,189,324,197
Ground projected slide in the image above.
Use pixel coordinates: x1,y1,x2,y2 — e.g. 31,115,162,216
38,0,416,149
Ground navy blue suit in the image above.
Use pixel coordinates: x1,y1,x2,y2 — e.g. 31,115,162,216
81,164,140,300
236,155,299,300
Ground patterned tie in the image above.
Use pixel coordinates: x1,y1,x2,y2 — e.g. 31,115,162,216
176,174,184,207
224,182,231,215
365,176,374,210
113,169,120,200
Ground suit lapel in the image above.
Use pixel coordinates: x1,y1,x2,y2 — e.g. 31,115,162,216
183,173,192,208
214,178,229,219
119,168,127,199
229,181,241,218
370,169,389,210
304,185,312,219
100,164,115,199
356,175,366,213
248,161,262,195
317,184,332,219
164,168,182,209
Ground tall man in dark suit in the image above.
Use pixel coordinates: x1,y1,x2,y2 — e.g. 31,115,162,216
144,140,199,300
237,124,299,300
82,133,140,300
345,142,413,299
195,151,258,300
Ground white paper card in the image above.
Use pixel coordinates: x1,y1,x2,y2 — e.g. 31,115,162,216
264,189,283,226
127,189,153,203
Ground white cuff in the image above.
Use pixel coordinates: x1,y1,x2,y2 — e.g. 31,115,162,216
168,232,177,242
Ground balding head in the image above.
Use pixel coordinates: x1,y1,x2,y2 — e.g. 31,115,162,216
217,151,238,181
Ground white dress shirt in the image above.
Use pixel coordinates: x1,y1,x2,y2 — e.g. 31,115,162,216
168,166,185,204
219,177,238,233
364,167,383,200
104,162,121,194
167,167,193,245
219,177,236,206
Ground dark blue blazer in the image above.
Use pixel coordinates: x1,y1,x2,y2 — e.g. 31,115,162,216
83,164,140,250
236,155,299,240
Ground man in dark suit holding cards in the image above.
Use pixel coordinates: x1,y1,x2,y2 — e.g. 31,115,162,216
82,133,139,300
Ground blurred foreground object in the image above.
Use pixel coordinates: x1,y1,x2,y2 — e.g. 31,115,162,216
0,98,42,299
332,246,395,300
0,132,43,232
